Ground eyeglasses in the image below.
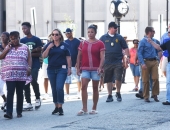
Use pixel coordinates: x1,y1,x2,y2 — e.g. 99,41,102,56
52,33,60,36
114,27,117,29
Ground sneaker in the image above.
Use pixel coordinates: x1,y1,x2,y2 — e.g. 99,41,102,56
136,93,144,99
42,93,49,100
162,101,170,105
4,113,13,119
35,99,41,110
106,95,113,102
65,95,69,100
52,107,58,115
23,103,33,111
77,92,81,99
135,91,143,99
58,107,64,115
116,92,122,102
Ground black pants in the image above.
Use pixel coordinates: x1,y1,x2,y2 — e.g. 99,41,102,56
24,68,40,103
6,81,25,114
122,68,126,82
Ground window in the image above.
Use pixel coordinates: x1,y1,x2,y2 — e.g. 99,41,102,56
120,21,138,40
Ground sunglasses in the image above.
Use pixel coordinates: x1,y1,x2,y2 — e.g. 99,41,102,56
52,33,60,36
168,32,170,33
114,27,117,29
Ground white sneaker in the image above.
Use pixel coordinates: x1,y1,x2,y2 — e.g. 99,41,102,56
65,95,69,100
77,92,81,99
23,103,33,111
42,93,49,100
35,99,41,110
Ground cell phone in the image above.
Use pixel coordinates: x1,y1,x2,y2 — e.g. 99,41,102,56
9,41,14,47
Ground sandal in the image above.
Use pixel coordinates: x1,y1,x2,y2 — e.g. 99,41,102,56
89,110,98,115
132,87,138,91
77,110,88,116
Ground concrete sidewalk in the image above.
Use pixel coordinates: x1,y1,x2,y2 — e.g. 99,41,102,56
0,68,170,130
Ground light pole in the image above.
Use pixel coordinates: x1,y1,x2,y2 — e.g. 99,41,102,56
81,0,84,37
166,0,169,31
109,0,129,34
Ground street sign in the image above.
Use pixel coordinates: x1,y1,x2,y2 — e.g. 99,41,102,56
30,7,37,36
30,7,37,25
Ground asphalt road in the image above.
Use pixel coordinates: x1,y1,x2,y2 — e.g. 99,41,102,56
0,68,170,130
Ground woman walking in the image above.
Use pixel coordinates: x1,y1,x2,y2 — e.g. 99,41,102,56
0,32,9,112
76,25,105,115
129,39,140,91
42,29,71,115
0,31,32,119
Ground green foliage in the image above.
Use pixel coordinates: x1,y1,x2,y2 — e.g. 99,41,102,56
62,14,76,36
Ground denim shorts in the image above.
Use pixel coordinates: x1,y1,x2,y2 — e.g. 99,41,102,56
81,70,100,81
65,67,81,84
130,63,140,76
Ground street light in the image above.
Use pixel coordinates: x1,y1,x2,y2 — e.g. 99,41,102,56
109,0,129,33
166,0,169,31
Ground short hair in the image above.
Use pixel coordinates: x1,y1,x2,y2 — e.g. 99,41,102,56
133,39,139,44
88,24,98,34
9,31,20,38
21,22,31,28
145,26,153,35
2,32,9,38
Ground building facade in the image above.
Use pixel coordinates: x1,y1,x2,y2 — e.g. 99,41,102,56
2,0,170,40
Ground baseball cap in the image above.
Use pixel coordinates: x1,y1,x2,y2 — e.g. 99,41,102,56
108,22,120,29
133,39,139,44
63,28,73,33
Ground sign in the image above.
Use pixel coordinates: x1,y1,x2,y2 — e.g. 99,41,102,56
30,7,37,25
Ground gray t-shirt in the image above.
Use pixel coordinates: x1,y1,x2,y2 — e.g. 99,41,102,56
100,33,128,64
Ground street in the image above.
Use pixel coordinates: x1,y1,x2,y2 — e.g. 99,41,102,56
0,68,170,130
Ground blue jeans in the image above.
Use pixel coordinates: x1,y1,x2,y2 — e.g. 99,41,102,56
47,68,67,104
139,66,152,92
166,63,170,102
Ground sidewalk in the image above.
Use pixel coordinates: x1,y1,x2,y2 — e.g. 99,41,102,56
0,68,169,130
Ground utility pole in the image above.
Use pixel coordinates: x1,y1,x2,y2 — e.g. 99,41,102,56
81,0,84,37
166,0,169,31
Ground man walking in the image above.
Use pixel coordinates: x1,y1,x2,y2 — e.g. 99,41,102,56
21,22,42,110
138,26,160,102
64,28,81,100
160,24,170,77
100,22,130,102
